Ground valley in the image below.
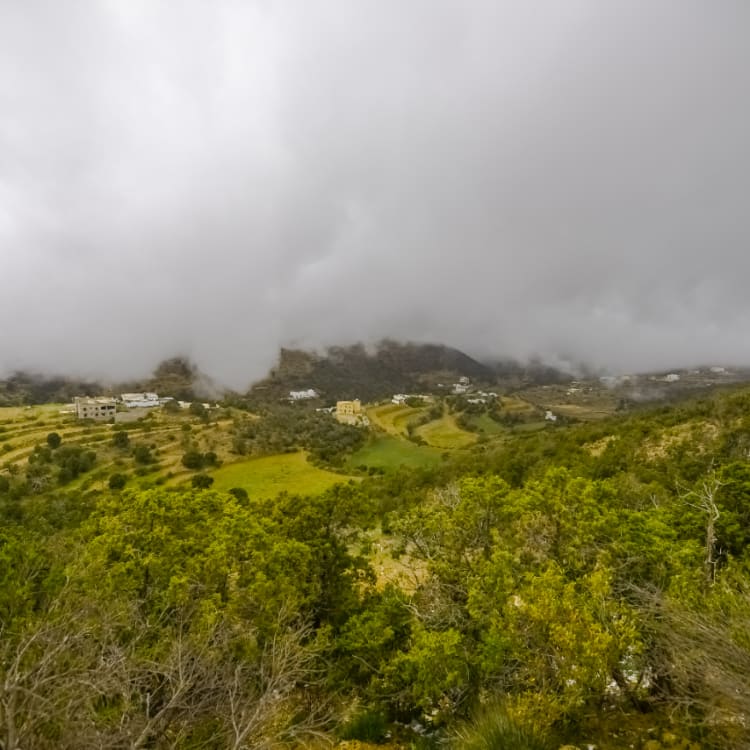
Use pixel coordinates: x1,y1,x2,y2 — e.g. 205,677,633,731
2,346,750,749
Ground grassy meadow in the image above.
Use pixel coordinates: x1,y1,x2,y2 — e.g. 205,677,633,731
347,435,444,471
207,451,354,497
415,414,477,448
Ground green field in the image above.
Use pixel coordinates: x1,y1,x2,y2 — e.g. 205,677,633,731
468,412,507,436
512,421,549,433
208,451,353,498
415,414,476,449
347,435,443,471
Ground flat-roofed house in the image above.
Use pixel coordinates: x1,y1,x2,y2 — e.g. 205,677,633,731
336,399,363,425
75,396,116,421
121,392,160,408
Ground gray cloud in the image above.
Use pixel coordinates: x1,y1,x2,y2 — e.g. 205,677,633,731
2,1,749,388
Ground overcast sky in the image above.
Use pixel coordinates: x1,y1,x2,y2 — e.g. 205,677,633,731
2,1,749,387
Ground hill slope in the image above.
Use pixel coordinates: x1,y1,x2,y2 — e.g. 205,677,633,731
250,340,496,403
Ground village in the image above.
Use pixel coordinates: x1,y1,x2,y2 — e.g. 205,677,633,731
69,392,216,422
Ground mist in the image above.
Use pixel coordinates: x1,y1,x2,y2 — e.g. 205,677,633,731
2,1,749,389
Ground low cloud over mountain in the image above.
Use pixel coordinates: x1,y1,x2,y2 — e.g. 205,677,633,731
2,1,749,388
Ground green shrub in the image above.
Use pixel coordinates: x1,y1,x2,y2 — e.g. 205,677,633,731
112,430,130,449
339,709,388,743
452,710,553,750
191,474,214,489
108,473,127,490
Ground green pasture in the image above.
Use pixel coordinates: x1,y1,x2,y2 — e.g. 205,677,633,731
208,451,352,498
467,412,507,436
347,435,443,471
415,414,476,449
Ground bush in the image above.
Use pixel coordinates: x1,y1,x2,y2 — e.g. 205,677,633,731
112,430,130,449
133,444,153,464
191,473,214,489
452,709,553,750
181,450,204,470
46,432,61,449
189,402,208,419
162,399,181,414
108,473,127,490
339,710,388,743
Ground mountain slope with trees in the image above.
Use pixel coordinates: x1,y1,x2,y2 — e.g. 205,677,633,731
2,378,750,747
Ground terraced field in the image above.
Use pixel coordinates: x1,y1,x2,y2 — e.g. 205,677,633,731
520,385,619,421
366,403,427,437
500,395,540,416
414,414,476,449
0,404,365,499
0,405,237,492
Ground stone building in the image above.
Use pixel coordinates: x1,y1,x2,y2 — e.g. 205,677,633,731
74,397,117,421
335,399,363,424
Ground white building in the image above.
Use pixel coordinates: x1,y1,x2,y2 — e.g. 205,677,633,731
664,373,680,383
121,392,160,408
289,389,318,401
545,410,557,422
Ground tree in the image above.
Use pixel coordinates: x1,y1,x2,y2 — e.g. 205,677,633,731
182,451,204,470
228,487,248,502
133,444,153,464
162,398,181,414
46,432,61,449
112,430,130,450
108,473,127,490
680,473,723,586
190,402,208,420
191,474,214,489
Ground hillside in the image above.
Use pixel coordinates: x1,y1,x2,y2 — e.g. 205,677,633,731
3,379,750,747
249,340,497,403
0,356,223,406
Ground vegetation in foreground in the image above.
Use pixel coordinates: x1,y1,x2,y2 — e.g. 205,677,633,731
2,383,750,747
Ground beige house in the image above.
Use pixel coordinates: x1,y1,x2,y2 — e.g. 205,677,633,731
335,399,363,424
75,397,117,421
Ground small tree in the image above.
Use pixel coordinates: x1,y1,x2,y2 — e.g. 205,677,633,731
189,402,207,420
182,451,204,470
112,431,130,450
133,444,153,465
191,474,214,489
108,473,127,490
228,487,248,502
162,399,181,414
681,473,723,586
46,432,61,449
